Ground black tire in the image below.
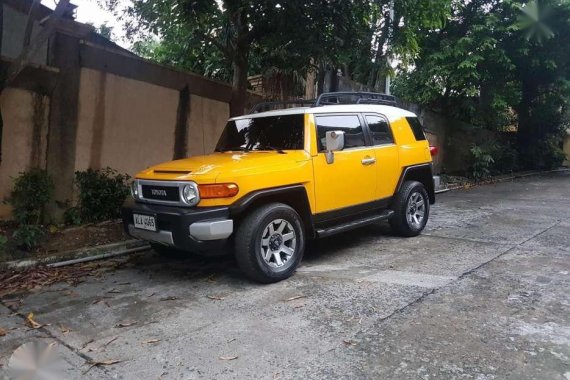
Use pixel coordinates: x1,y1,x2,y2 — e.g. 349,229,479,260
389,180,430,237
234,203,305,283
150,243,188,258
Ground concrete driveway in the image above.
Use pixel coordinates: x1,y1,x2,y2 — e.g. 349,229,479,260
1,172,569,379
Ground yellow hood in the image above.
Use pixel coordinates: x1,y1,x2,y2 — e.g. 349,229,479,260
136,151,311,183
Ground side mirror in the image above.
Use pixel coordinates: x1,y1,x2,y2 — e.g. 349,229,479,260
325,131,345,164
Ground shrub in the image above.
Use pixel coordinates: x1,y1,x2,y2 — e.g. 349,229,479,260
470,144,495,180
13,225,45,251
0,234,7,253
63,206,82,226
491,142,519,174
73,168,131,223
6,169,53,251
526,135,566,170
8,169,54,225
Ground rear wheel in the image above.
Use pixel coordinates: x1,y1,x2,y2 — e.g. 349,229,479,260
389,181,430,237
235,203,305,283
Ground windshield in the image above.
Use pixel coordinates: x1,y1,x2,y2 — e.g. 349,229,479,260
215,114,305,152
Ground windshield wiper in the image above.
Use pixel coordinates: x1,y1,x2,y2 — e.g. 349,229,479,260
255,145,287,154
215,147,251,152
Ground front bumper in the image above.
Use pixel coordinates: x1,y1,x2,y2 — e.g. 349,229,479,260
121,198,233,255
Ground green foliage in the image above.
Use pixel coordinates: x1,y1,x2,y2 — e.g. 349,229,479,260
524,134,566,170
63,207,82,226
73,168,130,223
8,169,54,225
13,225,45,251
102,0,450,92
470,144,496,180
394,0,570,170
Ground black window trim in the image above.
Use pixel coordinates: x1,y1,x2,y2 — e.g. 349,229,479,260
362,112,395,147
314,112,372,152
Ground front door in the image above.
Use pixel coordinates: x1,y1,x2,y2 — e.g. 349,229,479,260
312,114,377,215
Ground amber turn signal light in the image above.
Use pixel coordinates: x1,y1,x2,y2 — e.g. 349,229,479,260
198,183,239,198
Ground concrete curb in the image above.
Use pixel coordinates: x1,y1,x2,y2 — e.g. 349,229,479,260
441,168,570,192
0,239,150,271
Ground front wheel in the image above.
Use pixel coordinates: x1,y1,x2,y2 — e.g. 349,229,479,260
389,181,430,237
234,203,305,283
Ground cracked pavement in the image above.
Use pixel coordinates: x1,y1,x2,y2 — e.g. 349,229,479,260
1,172,569,379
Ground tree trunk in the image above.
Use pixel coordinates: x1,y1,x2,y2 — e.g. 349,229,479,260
230,51,248,117
227,3,250,117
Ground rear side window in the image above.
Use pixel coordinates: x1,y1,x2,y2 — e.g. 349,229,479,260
366,115,394,145
316,115,365,151
406,117,427,141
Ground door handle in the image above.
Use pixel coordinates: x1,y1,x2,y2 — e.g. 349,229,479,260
361,157,376,166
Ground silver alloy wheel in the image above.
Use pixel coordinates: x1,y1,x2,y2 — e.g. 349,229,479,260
260,219,297,268
406,191,426,229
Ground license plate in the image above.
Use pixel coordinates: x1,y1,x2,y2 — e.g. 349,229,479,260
133,214,157,231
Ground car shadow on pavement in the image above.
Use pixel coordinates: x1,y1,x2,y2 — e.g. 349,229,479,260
120,221,396,285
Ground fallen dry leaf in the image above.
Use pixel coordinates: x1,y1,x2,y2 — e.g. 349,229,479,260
101,336,119,349
81,338,94,350
142,339,160,344
26,312,43,329
207,295,225,301
159,296,178,301
115,321,137,328
60,325,71,334
0,265,101,298
219,356,238,361
84,359,122,373
342,339,357,347
285,295,305,302
0,327,7,336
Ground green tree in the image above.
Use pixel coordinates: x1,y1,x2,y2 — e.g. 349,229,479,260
393,0,570,169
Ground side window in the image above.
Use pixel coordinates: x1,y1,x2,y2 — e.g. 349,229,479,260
315,115,365,151
366,115,394,145
406,117,427,141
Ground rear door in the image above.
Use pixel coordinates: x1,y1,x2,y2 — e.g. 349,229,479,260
363,113,400,199
312,114,377,214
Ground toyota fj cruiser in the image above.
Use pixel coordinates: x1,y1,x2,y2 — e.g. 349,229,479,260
122,92,436,283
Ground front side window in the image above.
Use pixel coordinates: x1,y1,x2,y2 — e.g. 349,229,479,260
366,115,394,145
316,115,365,151
215,114,304,152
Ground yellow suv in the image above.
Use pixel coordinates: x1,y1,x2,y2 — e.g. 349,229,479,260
122,92,435,283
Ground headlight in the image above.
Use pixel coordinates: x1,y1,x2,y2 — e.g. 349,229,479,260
182,183,200,206
130,180,139,199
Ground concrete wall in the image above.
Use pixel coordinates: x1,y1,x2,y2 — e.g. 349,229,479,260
0,88,49,218
187,95,230,156
76,68,179,175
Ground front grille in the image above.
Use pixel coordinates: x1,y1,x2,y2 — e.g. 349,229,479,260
141,185,180,202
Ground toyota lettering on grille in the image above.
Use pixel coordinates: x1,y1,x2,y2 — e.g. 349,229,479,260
151,189,168,197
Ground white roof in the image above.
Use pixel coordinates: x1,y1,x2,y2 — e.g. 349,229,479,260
231,104,417,122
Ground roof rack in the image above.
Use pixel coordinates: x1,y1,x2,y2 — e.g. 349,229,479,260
249,99,315,114
315,92,397,107
248,92,397,114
